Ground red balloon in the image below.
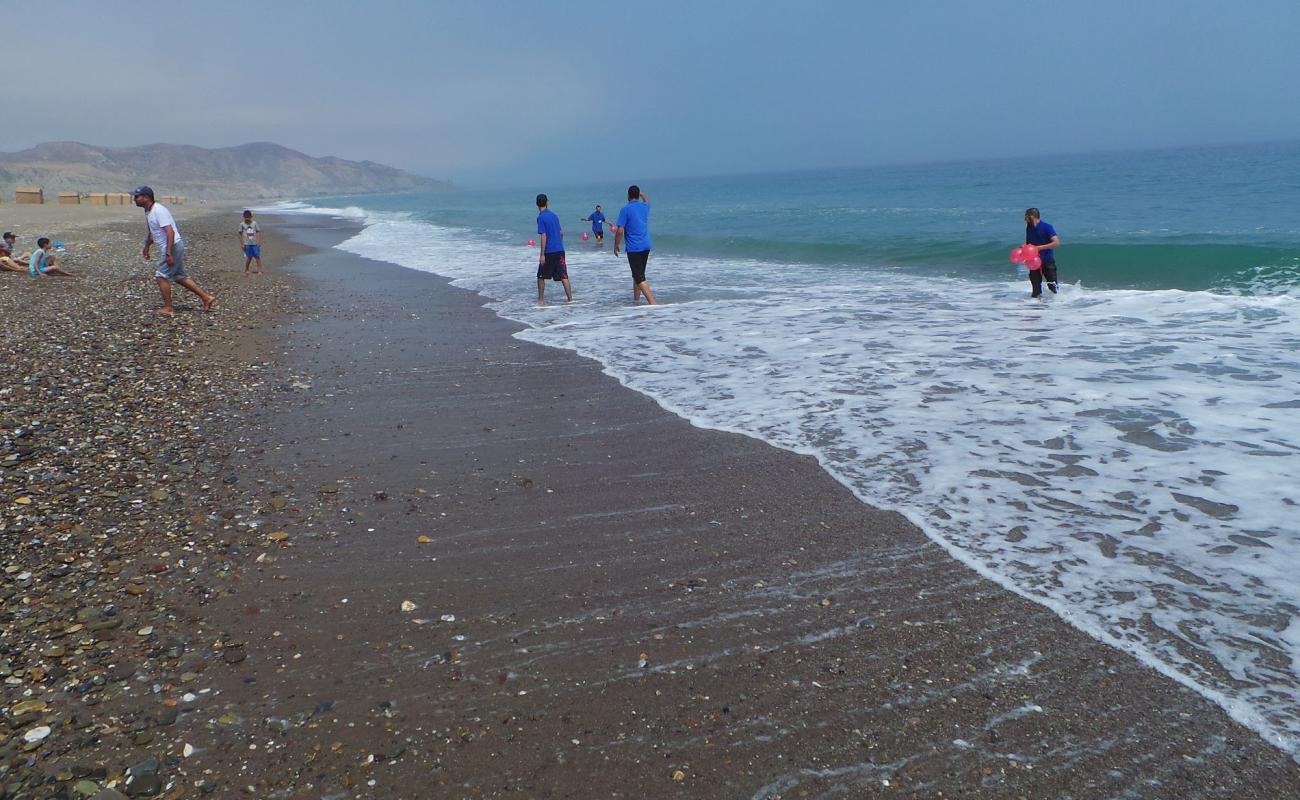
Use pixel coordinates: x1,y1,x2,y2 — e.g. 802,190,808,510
1009,247,1025,264
527,239,536,247
582,232,589,241
1022,244,1039,259
1027,256,1043,270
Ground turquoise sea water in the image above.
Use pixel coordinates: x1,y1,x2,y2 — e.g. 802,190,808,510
313,140,1300,295
276,139,1300,758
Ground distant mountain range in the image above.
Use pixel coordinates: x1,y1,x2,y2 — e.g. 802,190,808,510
0,141,447,201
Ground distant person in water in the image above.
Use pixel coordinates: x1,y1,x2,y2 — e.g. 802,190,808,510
581,204,606,242
133,186,216,315
1,232,29,272
535,193,572,304
1024,207,1060,298
238,209,263,275
613,185,656,305
29,238,77,277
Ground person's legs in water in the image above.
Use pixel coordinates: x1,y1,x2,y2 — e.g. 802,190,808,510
1029,268,1043,298
1043,263,1058,294
627,251,656,305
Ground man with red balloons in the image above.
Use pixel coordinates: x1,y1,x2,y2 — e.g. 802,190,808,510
1009,208,1060,298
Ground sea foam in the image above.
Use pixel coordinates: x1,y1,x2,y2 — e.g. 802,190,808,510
298,206,1300,757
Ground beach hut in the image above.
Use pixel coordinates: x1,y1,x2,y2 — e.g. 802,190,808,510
86,193,109,206
58,192,81,205
15,186,44,204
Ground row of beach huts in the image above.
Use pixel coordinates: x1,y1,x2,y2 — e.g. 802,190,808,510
6,187,185,205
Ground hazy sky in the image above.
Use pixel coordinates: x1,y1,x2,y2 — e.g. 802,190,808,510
4,1,1297,185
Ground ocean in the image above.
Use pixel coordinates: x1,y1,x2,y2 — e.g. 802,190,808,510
269,140,1300,757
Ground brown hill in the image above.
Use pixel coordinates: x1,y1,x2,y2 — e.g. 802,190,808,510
0,141,447,202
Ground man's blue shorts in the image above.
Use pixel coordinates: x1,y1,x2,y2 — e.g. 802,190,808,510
244,244,261,258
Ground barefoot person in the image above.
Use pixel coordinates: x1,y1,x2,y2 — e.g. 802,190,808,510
613,185,656,305
238,209,263,274
132,186,215,315
29,238,77,277
535,193,573,304
1,232,29,272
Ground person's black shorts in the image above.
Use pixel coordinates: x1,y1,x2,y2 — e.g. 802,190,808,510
627,250,650,284
537,251,568,281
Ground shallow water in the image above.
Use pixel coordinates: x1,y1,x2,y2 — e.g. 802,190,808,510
267,141,1300,755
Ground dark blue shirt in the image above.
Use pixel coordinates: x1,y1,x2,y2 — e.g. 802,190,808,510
616,200,652,252
587,210,605,233
536,208,564,254
1026,220,1057,264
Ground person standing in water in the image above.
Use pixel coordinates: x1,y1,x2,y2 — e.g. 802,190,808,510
613,185,656,305
1024,207,1060,298
581,204,606,243
535,193,573,304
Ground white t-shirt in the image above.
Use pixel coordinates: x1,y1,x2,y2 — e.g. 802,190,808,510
146,203,183,250
239,220,260,244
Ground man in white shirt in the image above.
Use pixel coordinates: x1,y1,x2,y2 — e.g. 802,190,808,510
132,186,215,315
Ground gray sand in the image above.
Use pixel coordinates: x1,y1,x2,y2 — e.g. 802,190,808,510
184,214,1297,798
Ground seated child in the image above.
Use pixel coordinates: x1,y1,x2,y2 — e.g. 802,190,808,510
1,232,29,272
30,237,76,277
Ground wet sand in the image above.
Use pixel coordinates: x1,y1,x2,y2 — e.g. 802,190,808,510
4,209,1297,797
183,213,1298,798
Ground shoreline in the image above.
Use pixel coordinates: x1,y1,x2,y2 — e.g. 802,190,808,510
207,213,1299,796
3,209,1297,797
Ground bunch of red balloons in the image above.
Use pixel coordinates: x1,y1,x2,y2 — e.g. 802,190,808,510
1009,244,1042,270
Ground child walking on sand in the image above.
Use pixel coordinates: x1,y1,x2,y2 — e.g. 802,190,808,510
239,209,263,275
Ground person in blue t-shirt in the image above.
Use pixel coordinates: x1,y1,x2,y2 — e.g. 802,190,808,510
535,193,572,304
581,205,607,243
613,185,656,305
1024,207,1060,298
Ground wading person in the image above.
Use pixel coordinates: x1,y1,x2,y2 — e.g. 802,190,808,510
613,185,656,305
1024,207,1060,298
581,204,606,242
535,193,572,304
133,186,215,315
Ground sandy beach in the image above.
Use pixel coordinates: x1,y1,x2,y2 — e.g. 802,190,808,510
3,210,1299,798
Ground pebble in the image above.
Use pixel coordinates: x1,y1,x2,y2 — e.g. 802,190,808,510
0,218,301,794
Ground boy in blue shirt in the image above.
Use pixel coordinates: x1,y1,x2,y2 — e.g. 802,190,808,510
581,204,606,242
535,194,572,304
613,185,656,305
1024,207,1060,298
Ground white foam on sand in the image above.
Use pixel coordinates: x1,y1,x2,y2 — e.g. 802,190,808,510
302,207,1300,758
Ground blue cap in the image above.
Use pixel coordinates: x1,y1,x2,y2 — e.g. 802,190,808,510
131,185,154,199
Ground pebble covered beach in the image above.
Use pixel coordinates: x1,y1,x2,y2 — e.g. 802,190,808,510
1,212,305,796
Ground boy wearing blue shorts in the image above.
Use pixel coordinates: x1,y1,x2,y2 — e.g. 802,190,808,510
535,194,572,304
29,238,77,277
239,210,263,275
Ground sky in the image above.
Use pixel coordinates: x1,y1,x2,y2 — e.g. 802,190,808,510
3,0,1298,186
